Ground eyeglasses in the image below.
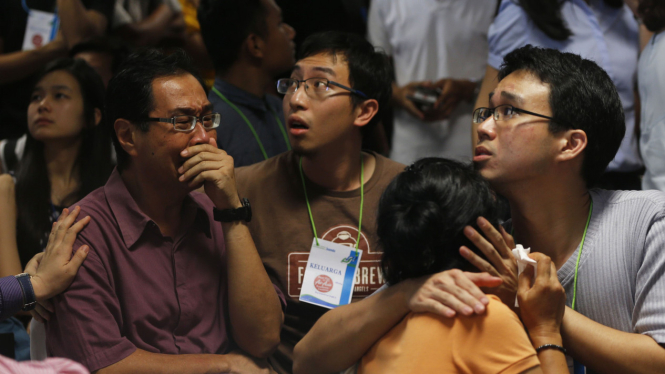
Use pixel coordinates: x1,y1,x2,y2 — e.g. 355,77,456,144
276,78,368,100
146,113,221,132
473,105,556,125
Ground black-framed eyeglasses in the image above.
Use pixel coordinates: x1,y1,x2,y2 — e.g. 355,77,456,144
146,113,221,132
276,78,368,99
473,105,556,125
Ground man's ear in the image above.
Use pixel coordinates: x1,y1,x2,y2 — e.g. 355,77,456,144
352,99,380,128
114,119,139,158
245,33,266,60
93,108,102,126
556,129,587,162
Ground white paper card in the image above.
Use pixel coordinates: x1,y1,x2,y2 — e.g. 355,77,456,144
512,244,537,307
22,10,57,51
299,238,362,309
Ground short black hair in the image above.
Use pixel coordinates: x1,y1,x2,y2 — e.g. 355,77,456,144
198,0,268,72
106,48,205,171
298,31,393,132
378,158,501,286
497,45,625,187
639,0,665,32
69,37,130,75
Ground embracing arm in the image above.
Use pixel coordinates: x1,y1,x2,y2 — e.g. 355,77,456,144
293,270,500,374
561,308,665,374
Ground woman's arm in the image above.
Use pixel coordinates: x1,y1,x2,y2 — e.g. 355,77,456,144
0,174,22,278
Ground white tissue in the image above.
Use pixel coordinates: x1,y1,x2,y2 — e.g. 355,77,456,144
512,244,537,307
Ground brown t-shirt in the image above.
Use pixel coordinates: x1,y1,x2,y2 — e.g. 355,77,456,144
235,150,404,373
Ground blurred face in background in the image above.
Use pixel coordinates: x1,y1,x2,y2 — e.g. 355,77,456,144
28,70,89,143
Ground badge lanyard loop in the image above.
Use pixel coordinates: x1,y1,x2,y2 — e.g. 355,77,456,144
213,87,291,161
298,155,364,255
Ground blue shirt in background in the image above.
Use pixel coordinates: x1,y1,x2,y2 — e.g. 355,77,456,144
208,78,291,168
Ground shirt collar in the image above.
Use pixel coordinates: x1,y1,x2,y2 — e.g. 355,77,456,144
104,168,211,249
214,78,269,113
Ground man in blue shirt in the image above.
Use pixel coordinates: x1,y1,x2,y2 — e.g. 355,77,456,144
199,0,296,167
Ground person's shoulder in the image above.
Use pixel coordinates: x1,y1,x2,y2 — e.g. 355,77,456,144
592,189,665,216
374,153,405,179
73,186,110,217
236,151,293,185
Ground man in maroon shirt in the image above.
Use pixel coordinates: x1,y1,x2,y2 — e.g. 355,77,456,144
45,49,284,373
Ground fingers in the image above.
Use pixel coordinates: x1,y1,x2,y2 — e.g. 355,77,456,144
463,226,508,273
463,271,503,289
24,253,44,275
402,99,425,120
179,156,227,183
499,225,515,250
66,245,89,272
180,143,221,158
477,217,514,259
459,246,499,275
517,264,534,294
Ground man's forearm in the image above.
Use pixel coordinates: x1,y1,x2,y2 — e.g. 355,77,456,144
96,348,241,374
0,43,66,85
222,221,283,358
293,281,414,374
561,307,665,374
57,0,107,48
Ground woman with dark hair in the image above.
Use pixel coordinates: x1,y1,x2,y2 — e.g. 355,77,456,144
473,0,641,190
0,57,112,284
358,158,567,373
638,0,665,191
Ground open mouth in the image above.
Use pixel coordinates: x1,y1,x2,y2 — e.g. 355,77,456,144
475,146,491,156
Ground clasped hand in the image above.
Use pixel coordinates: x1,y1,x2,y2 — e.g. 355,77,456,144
178,138,242,210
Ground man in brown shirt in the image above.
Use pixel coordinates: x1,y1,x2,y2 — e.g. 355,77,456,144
46,49,284,373
235,32,404,373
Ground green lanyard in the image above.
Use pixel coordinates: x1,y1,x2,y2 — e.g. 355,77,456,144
571,200,593,311
512,200,593,310
212,87,291,160
298,155,364,254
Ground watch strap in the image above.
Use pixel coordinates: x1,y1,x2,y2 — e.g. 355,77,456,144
213,198,252,223
14,273,37,311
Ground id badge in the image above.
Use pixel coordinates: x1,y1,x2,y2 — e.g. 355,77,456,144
22,9,58,51
299,238,362,309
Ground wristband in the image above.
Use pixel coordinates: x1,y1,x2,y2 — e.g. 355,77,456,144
14,273,37,311
536,344,567,354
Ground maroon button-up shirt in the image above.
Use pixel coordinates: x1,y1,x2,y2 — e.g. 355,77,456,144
46,169,248,372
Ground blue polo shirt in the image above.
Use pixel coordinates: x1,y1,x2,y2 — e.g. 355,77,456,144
488,0,641,173
209,78,291,167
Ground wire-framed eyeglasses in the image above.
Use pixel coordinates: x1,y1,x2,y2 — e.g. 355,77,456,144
473,104,556,125
146,113,221,132
276,78,368,100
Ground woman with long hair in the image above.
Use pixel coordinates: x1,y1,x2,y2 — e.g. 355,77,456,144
0,58,113,280
472,0,641,190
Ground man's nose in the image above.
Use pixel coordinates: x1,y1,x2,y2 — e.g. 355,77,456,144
288,83,308,111
476,116,497,143
189,121,213,146
286,23,296,39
